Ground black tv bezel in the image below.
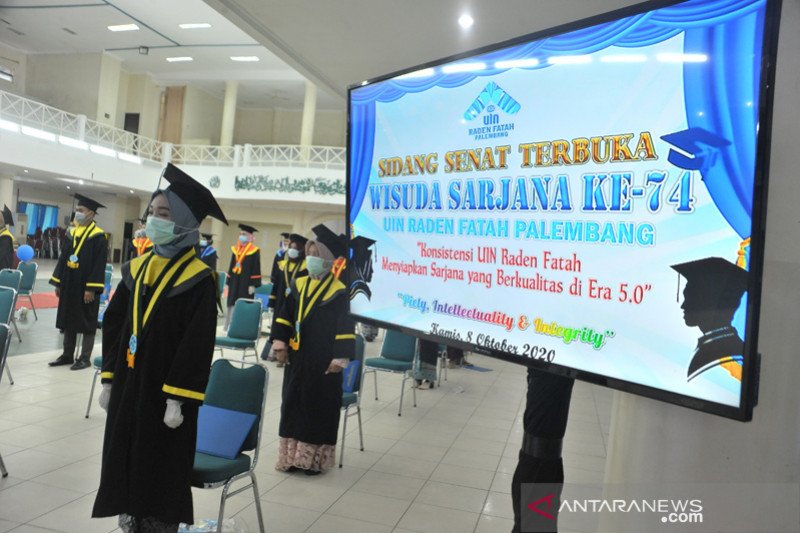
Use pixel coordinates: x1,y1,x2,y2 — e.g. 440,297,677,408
346,0,783,421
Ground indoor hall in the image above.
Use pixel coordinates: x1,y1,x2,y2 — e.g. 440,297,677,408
0,0,798,533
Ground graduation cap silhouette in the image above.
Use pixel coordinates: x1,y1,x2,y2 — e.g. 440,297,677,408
349,235,377,300
671,257,748,310
280,232,291,239
160,163,228,224
311,224,347,258
2,204,14,227
238,224,257,234
288,233,308,247
201,233,214,240
74,193,105,213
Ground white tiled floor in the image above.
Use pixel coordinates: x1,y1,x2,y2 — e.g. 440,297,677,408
0,327,612,532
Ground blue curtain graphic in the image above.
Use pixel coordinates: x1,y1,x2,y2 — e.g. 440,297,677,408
349,0,766,226
22,202,60,235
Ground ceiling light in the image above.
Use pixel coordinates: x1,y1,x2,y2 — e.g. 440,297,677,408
494,58,539,69
79,179,85,185
118,153,142,164
397,68,435,79
23,169,28,173
548,55,592,65
139,46,149,55
107,24,139,32
601,54,647,63
458,14,474,29
59,136,89,150
129,189,135,194
179,23,211,29
90,144,117,157
21,126,56,141
230,56,260,62
0,119,19,132
66,185,71,189
166,56,193,62
442,62,486,73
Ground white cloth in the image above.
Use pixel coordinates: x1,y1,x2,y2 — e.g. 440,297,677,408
99,383,112,411
163,399,184,428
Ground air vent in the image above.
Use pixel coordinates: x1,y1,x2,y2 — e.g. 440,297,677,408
62,27,77,35
7,28,25,36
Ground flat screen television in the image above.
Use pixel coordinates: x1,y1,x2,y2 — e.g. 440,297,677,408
347,0,781,421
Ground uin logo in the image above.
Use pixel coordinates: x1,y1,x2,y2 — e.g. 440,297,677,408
464,82,520,141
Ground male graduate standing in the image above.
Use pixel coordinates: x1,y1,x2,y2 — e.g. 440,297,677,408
0,205,16,270
196,232,218,270
130,221,153,258
225,224,261,328
49,194,108,370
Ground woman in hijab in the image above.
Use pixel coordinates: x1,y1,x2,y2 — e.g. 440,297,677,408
93,164,227,533
270,224,355,475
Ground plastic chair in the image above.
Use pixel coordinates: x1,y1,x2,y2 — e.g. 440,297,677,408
215,299,262,364
100,270,113,305
0,269,22,342
105,264,113,273
0,311,12,386
16,262,38,320
192,359,268,533
253,283,273,334
0,323,9,477
363,329,418,416
85,356,104,418
216,271,227,316
339,334,365,468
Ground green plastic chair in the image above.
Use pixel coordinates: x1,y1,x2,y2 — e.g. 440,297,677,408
16,262,38,320
0,324,9,477
363,329,418,416
192,359,268,533
0,269,22,342
105,263,113,273
339,334,365,467
215,298,262,364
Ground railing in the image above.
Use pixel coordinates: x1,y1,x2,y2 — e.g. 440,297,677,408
0,89,346,170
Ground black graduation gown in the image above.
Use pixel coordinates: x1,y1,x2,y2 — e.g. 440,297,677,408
196,244,218,271
271,274,355,445
49,222,107,334
225,244,261,307
93,250,217,525
0,229,14,270
269,257,307,312
270,250,284,285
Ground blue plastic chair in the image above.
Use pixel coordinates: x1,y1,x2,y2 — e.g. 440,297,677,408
215,299,262,364
192,359,268,533
363,329,418,416
100,270,113,305
0,269,22,342
16,262,38,320
339,334,365,467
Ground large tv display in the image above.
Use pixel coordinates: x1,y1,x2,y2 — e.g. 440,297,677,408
347,0,781,420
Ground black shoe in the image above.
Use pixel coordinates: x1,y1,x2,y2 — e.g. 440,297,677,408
70,358,91,370
286,466,300,473
304,469,321,476
49,355,74,367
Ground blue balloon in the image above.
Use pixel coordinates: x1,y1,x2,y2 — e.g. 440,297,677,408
16,244,34,262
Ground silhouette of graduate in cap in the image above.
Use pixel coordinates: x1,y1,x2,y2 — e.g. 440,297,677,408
349,235,376,300
671,257,749,381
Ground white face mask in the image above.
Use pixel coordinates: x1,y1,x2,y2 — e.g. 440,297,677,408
74,211,88,225
199,239,208,247
287,248,300,260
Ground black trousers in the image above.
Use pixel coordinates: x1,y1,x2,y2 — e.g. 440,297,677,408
511,369,574,533
63,330,96,360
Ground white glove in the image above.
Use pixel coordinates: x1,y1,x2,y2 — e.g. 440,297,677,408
98,383,112,411
248,285,255,295
164,399,184,429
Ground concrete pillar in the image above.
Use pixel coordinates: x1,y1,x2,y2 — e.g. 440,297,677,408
220,80,238,147
299,80,317,161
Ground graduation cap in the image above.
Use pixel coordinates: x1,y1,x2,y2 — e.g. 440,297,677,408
2,205,14,227
280,232,290,239
311,224,347,258
75,193,105,213
201,233,214,240
671,257,748,305
289,233,308,247
161,163,228,224
238,224,257,234
351,235,376,258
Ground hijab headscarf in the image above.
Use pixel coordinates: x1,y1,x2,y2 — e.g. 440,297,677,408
305,239,335,279
151,189,200,258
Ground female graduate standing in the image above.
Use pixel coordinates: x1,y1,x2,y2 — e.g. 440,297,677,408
92,163,227,533
270,224,356,475
0,205,16,270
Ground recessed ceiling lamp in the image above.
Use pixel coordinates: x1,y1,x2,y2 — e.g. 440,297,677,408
230,56,260,62
458,14,474,29
166,57,193,62
179,23,211,29
108,24,139,32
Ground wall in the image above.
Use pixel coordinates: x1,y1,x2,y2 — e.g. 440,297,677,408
0,43,26,96
602,3,800,532
96,53,121,126
122,74,162,139
25,53,102,119
181,86,224,145
233,107,274,145
268,108,345,146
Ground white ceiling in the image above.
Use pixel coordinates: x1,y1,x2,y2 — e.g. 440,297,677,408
203,0,648,99
0,0,341,109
